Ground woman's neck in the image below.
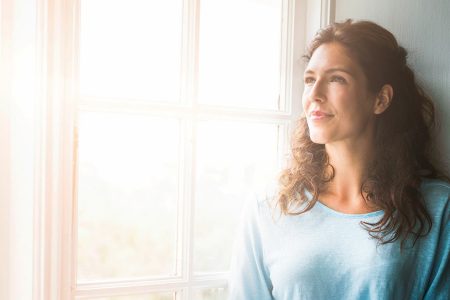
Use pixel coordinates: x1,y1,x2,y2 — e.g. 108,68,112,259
320,138,378,213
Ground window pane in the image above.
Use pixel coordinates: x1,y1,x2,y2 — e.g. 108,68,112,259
80,0,183,101
194,120,280,273
80,292,177,300
198,0,282,109
192,287,228,300
77,111,180,281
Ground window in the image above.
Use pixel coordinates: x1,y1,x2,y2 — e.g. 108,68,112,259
75,0,293,298
30,0,324,299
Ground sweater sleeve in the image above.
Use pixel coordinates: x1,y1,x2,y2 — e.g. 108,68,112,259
228,198,273,300
423,186,450,300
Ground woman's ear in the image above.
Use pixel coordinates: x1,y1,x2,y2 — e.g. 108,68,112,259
374,84,393,114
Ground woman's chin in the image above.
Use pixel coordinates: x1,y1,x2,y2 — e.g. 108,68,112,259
309,136,328,144
309,131,329,144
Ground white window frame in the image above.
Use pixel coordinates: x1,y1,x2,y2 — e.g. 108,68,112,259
32,0,336,299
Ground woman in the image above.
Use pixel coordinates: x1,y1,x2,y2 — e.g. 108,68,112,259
229,20,449,300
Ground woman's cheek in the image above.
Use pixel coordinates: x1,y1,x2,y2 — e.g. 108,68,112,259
301,94,310,111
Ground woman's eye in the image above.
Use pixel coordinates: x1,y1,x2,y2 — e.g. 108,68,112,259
304,77,315,85
330,76,346,84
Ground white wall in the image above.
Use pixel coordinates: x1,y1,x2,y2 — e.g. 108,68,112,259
334,0,450,173
0,0,36,299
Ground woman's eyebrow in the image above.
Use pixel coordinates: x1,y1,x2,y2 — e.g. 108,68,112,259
304,67,356,78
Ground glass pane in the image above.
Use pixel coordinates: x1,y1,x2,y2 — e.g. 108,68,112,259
198,0,282,109
192,287,228,300
77,111,179,281
81,292,177,300
80,0,183,101
194,120,280,273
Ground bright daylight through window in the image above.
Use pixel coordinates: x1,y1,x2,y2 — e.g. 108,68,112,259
74,0,295,299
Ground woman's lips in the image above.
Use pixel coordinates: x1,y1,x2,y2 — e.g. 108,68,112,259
309,110,333,120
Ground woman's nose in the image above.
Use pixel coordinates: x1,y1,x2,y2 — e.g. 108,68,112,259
306,80,326,103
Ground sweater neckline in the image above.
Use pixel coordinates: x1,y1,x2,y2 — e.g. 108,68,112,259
314,200,384,219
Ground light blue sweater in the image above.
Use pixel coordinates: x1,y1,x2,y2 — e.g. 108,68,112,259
229,179,449,300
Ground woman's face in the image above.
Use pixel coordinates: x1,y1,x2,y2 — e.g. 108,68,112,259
302,42,377,146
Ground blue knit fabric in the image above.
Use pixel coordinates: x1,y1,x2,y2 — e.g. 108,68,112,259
229,179,449,300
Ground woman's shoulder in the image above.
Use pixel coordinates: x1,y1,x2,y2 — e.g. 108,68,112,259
420,178,450,200
420,178,449,218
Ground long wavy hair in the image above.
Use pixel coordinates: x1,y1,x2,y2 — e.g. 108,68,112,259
277,19,448,248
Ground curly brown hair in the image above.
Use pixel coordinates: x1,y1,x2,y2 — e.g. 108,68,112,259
277,19,449,248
